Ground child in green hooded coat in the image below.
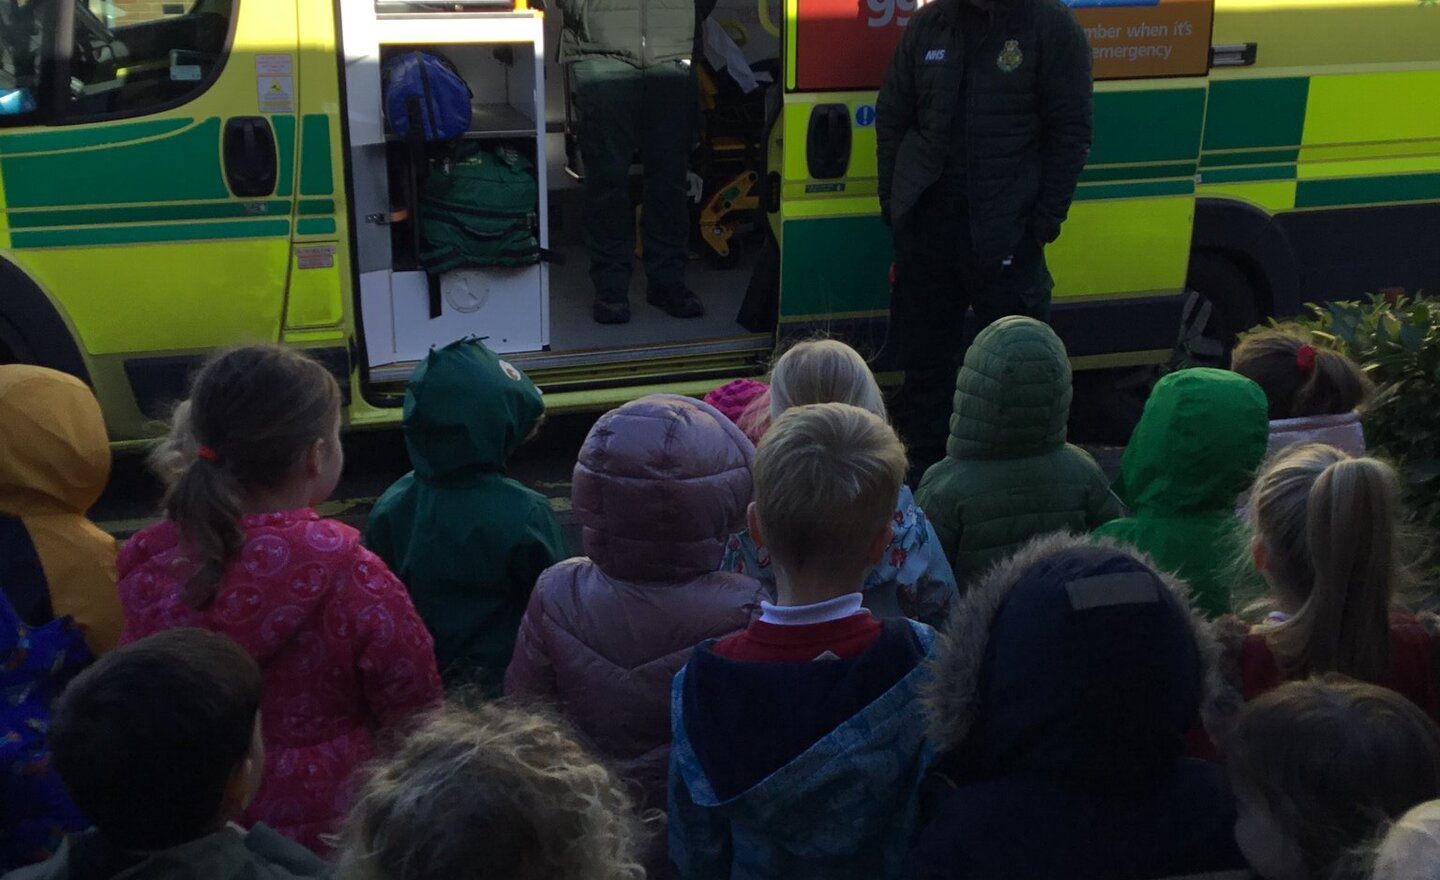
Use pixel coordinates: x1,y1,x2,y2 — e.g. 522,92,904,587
366,339,567,693
1093,368,1270,617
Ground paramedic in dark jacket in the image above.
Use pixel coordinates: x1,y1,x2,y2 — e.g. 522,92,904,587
877,0,1092,476
560,0,714,324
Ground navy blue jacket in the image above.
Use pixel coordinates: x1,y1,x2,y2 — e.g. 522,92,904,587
906,535,1246,880
670,619,937,880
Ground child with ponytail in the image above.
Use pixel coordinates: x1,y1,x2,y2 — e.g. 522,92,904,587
1231,443,1439,722
1232,327,1373,458
117,346,442,853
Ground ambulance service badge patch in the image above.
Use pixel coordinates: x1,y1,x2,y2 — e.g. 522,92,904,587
997,39,1023,72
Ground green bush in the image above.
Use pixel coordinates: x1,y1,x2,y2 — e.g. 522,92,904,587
1267,294,1440,545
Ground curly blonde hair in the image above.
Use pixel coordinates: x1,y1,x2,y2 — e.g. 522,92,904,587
336,703,645,880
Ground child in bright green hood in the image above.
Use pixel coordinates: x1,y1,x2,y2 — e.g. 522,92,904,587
366,339,567,694
1093,368,1270,617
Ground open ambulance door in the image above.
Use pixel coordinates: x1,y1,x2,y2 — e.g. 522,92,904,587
343,0,783,405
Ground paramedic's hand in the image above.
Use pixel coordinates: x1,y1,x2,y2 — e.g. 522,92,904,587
1033,215,1061,245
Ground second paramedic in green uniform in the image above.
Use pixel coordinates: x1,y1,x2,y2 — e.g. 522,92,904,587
877,0,1093,476
559,0,713,324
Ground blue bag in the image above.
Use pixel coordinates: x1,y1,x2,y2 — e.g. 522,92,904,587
383,51,473,142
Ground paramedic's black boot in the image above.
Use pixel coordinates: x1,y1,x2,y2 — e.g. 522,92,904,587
647,283,705,319
593,293,631,324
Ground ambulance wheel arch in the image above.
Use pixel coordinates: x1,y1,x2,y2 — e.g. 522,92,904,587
1176,198,1307,362
0,259,91,383
1181,250,1259,363
1193,197,1304,319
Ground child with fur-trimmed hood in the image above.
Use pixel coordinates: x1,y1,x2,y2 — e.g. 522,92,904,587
905,534,1246,880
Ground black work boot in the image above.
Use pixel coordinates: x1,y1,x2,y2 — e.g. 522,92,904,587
646,282,705,319
593,292,631,325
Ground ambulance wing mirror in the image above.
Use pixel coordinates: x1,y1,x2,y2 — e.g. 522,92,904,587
806,103,851,180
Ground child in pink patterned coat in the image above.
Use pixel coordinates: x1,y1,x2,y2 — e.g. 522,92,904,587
118,346,441,853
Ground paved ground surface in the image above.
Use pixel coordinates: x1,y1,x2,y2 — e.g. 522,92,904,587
92,399,1130,557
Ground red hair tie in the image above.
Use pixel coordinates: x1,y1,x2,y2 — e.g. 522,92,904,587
1296,344,1318,375
196,446,221,464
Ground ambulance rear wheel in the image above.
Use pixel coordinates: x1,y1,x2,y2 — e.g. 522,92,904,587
1178,250,1262,367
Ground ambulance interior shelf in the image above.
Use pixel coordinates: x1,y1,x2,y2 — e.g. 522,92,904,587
382,101,535,141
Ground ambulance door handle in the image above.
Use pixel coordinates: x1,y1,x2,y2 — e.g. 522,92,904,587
224,117,279,198
806,104,852,180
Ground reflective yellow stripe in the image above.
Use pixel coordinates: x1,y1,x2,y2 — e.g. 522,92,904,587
1055,287,1187,304
785,0,798,90
1046,199,1191,297
1196,180,1297,213
783,90,880,105
1302,71,1440,146
0,164,9,251
282,329,347,343
782,196,881,219
1071,349,1173,370
779,308,889,323
782,180,879,200
1298,138,1440,163
1297,154,1440,180
782,105,809,182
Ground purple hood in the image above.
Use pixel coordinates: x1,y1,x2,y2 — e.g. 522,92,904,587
574,394,756,582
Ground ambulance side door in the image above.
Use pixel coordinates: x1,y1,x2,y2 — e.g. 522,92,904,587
0,0,300,429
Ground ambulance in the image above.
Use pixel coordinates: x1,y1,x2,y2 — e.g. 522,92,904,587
0,0,1436,441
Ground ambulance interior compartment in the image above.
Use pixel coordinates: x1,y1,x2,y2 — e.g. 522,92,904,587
345,3,782,385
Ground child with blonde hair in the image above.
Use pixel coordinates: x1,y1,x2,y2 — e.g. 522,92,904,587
336,703,644,880
1370,800,1440,880
1233,327,1373,458
118,346,442,851
1224,677,1440,880
671,403,939,880
1228,443,1440,722
719,339,958,626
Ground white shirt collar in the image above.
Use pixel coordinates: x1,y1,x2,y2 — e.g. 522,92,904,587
758,593,865,626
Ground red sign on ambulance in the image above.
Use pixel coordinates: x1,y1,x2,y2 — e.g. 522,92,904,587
793,0,915,91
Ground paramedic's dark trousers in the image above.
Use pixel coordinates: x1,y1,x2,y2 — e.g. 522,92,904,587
892,188,1055,482
573,58,695,302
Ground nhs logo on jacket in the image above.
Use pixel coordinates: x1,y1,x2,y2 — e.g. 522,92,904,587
924,48,947,62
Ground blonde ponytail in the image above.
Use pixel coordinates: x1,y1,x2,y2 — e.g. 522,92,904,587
1253,444,1400,681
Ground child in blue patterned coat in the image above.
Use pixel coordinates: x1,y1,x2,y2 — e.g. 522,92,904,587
718,339,958,627
1,590,88,871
